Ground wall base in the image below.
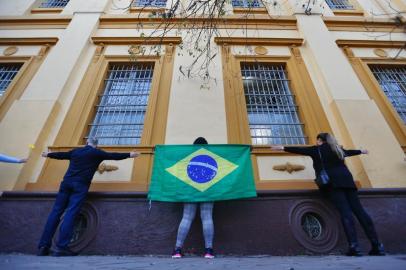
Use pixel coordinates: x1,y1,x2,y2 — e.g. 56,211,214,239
1,189,405,255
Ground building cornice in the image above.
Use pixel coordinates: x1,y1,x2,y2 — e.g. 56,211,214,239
324,16,405,32
91,36,182,45
336,39,406,48
0,37,59,46
214,37,304,46
0,16,72,29
98,14,297,30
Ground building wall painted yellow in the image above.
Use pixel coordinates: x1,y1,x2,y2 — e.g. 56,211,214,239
0,0,405,191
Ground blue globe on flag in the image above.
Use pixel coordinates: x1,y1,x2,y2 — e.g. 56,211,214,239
187,155,218,183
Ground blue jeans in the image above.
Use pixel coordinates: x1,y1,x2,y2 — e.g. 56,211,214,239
38,180,89,249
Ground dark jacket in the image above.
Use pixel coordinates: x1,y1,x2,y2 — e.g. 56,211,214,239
47,145,130,183
284,143,362,189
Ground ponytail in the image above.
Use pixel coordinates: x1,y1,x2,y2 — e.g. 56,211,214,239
317,133,345,160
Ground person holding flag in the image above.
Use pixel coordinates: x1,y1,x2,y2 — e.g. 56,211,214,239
148,137,257,259
171,137,215,259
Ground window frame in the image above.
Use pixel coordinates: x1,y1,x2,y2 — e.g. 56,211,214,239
239,61,308,146
29,41,178,192
222,52,330,149
231,0,268,15
325,0,364,16
82,59,161,147
129,0,167,13
357,58,406,152
30,0,70,14
218,42,332,190
0,59,26,102
0,56,43,121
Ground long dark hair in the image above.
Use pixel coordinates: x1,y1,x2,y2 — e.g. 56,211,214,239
317,133,345,160
193,137,208,145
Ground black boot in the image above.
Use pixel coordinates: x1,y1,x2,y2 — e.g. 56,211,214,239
346,243,362,256
52,247,78,257
369,243,385,256
37,246,50,256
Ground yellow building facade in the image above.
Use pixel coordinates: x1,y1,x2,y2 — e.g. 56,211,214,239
0,0,405,193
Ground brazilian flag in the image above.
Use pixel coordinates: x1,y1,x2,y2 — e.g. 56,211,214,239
148,144,257,202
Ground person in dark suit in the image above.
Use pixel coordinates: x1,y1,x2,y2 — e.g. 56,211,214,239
37,137,139,256
271,132,385,256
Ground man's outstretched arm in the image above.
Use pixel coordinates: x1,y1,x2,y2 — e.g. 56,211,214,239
99,150,140,160
42,150,72,160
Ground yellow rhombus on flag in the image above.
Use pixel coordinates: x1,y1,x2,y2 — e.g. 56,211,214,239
165,148,238,192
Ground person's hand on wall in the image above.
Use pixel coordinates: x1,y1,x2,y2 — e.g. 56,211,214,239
270,145,284,151
18,158,28,163
41,151,50,158
130,151,141,158
360,149,369,154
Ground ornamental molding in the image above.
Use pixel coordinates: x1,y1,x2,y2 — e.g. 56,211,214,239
273,162,305,174
97,163,119,174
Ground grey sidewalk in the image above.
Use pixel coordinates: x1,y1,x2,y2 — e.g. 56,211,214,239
1,254,406,270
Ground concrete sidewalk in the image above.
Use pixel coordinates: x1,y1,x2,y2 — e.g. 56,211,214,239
1,254,406,270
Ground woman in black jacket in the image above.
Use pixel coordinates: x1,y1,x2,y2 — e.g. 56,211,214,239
272,133,385,256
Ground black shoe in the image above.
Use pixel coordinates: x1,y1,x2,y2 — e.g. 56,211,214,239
345,244,362,257
52,247,78,257
37,246,50,256
369,243,385,256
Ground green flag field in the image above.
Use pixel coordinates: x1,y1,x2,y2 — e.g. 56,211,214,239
148,144,257,202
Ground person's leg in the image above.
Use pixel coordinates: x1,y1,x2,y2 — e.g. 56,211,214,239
55,181,89,251
345,189,385,255
200,202,214,249
175,203,198,248
327,189,360,255
38,181,71,250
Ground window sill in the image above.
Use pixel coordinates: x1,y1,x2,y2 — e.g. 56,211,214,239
233,7,268,15
332,10,364,16
251,145,312,156
31,8,63,14
129,7,166,14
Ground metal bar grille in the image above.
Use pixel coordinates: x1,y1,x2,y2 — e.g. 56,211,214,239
39,0,70,8
87,63,155,145
232,0,263,8
325,0,354,10
133,0,167,8
240,63,307,145
370,65,406,124
0,63,23,97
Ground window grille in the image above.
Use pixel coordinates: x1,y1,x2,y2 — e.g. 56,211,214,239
370,65,406,124
325,0,354,10
39,0,70,8
0,63,23,97
232,0,263,8
132,0,167,8
87,63,155,145
301,213,323,240
240,63,307,145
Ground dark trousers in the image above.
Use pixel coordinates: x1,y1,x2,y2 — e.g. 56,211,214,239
38,180,89,249
327,188,380,246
